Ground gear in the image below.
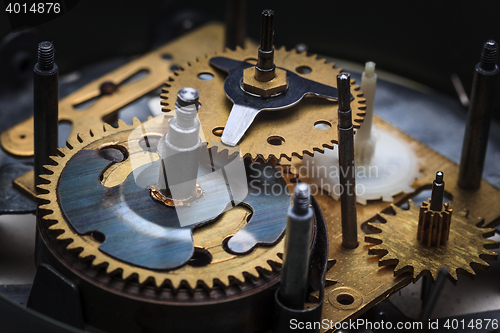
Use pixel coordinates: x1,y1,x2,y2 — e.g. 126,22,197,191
160,46,366,162
365,200,499,282
37,118,285,290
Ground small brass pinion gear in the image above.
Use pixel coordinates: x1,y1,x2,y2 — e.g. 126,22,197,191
37,119,284,290
160,46,366,162
365,200,499,282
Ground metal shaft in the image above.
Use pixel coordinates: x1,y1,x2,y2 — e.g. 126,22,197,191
430,171,444,211
159,87,201,200
255,9,276,82
34,41,59,189
278,183,313,310
458,40,499,190
419,268,447,322
337,73,358,249
224,0,245,50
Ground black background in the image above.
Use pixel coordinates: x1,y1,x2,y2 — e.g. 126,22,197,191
0,0,499,110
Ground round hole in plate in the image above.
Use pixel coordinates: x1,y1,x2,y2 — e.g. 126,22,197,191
267,136,285,146
139,135,162,152
187,247,212,267
296,66,312,74
314,120,332,130
212,127,224,137
244,58,258,65
198,72,214,81
336,293,355,305
98,145,127,162
170,64,181,72
91,231,105,243
20,134,26,139
162,54,172,61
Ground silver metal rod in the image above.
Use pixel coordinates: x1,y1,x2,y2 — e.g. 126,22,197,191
279,183,313,310
158,87,201,200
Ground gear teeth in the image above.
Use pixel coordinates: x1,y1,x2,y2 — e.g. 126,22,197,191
365,200,497,283
66,240,82,250
93,257,107,267
38,118,284,292
132,117,141,126
117,119,128,127
138,274,150,285
103,123,114,132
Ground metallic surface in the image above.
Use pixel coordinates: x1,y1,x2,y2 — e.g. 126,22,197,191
279,183,313,310
417,200,452,247
458,40,499,190
288,113,500,327
161,46,365,162
430,171,445,211
419,267,447,322
242,66,287,97
337,73,358,249
0,163,36,214
33,41,58,188
1,23,228,158
159,87,201,200
37,119,290,288
274,195,328,333
255,9,276,82
210,55,343,146
366,201,498,281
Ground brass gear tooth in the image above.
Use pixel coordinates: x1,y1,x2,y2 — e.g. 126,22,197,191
131,117,141,126
37,194,51,203
447,268,459,281
105,262,120,275
66,240,82,250
138,274,151,285
103,123,114,132
480,227,496,238
117,119,128,128
161,46,365,161
246,267,260,279
93,256,107,267
231,272,246,284
365,202,497,282
171,278,183,290
481,249,499,260
184,276,199,289
459,263,477,278
393,262,413,276
365,234,383,245
39,119,284,292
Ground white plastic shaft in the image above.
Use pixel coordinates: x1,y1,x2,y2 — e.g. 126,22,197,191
355,61,377,165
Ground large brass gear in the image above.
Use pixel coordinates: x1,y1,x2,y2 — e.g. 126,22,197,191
160,46,366,162
37,118,284,290
365,200,499,282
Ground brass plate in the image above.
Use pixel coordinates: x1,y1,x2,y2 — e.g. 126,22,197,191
290,115,500,330
1,22,228,158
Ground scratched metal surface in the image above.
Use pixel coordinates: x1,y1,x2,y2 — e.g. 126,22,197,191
58,147,289,269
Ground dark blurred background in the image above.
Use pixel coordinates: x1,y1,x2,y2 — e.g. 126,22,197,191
0,0,499,113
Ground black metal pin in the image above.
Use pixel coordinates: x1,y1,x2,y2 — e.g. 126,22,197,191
337,73,358,249
224,0,246,50
255,9,276,82
458,40,499,190
419,268,447,322
430,171,445,211
34,41,59,189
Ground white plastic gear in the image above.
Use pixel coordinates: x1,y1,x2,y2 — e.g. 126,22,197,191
302,125,420,204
